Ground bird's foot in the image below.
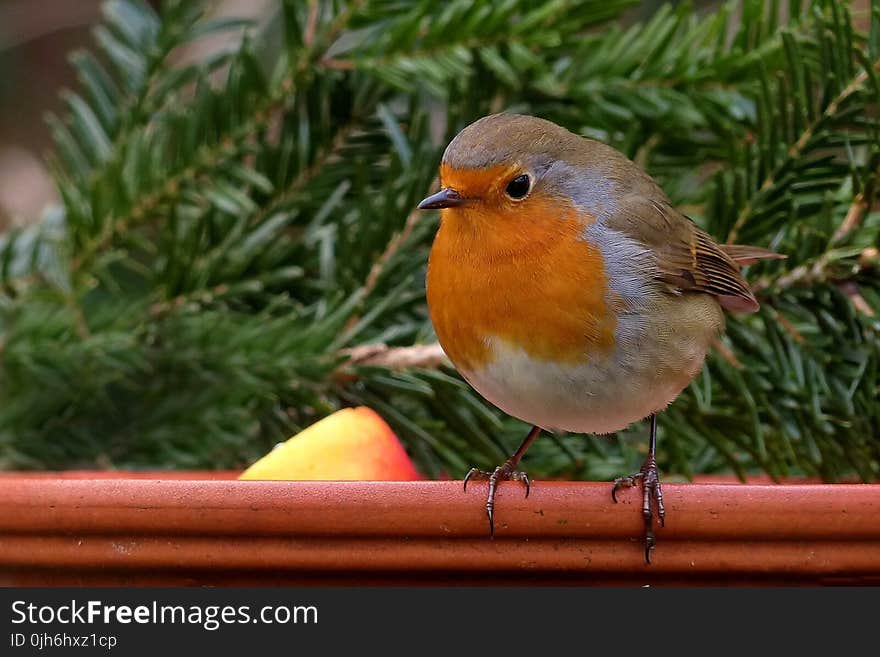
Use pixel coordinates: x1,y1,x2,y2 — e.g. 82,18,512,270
612,455,665,564
463,461,531,539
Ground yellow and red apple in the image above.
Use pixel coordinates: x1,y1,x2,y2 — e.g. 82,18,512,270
239,407,421,481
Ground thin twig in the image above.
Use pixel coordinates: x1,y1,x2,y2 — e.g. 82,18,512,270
833,164,879,243
860,246,878,268
634,133,661,170
341,342,448,369
838,281,875,318
751,253,834,293
752,246,876,295
334,342,449,381
773,308,805,343
303,0,319,47
711,337,743,369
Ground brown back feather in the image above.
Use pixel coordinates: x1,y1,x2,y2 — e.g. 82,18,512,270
607,194,778,314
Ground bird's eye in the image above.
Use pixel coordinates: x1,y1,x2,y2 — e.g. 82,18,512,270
505,174,531,200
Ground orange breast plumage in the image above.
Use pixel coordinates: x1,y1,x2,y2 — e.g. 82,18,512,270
426,196,616,373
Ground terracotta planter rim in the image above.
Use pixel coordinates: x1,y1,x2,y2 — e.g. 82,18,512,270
2,475,878,585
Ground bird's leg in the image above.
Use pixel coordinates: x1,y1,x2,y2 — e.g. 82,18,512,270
611,414,666,564
464,425,541,538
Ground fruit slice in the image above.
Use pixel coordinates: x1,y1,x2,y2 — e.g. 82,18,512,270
239,407,421,480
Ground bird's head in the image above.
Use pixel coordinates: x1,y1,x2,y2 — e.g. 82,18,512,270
417,114,620,246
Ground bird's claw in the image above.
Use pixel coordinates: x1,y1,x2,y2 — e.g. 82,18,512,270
612,456,665,564
463,461,531,538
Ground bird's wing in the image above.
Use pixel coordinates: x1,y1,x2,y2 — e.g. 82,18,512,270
607,194,772,313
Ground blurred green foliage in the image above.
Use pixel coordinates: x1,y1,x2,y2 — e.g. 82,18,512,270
0,0,877,481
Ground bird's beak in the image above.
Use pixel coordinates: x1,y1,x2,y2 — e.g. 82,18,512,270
417,188,464,210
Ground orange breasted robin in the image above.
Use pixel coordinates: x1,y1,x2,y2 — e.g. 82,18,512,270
417,113,782,563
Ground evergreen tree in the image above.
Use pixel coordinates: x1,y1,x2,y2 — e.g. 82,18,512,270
0,0,877,482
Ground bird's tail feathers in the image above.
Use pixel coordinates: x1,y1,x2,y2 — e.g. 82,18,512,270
719,244,786,267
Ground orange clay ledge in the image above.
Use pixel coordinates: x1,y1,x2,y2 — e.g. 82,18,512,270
1,477,879,585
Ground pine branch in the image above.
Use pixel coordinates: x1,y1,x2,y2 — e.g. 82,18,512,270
1,0,878,482
727,55,880,243
339,343,448,372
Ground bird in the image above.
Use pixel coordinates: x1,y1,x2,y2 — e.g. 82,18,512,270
417,113,782,563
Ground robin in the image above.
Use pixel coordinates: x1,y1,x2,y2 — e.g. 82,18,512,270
417,113,782,562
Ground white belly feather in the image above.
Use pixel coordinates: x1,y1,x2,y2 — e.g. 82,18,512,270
461,299,718,434
448,220,725,434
